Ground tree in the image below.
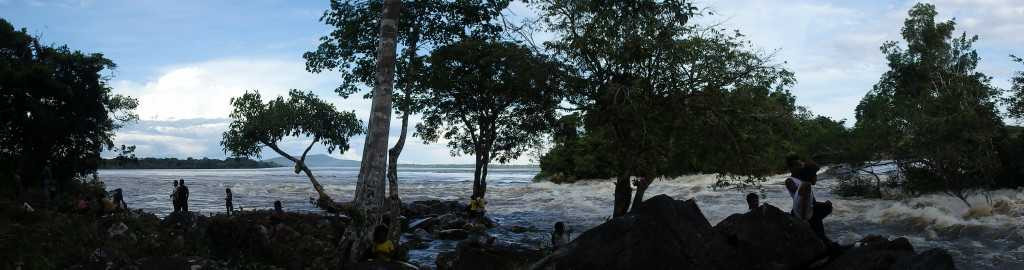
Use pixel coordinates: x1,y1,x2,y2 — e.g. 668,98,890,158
221,90,363,207
534,0,796,216
417,39,562,199
338,0,401,264
853,3,1004,206
305,0,510,242
0,18,138,202
1007,55,1024,119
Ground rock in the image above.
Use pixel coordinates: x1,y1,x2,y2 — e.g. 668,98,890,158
403,200,468,219
538,194,741,270
435,213,468,231
108,222,130,237
414,228,433,240
409,217,437,231
353,261,419,270
891,248,956,270
821,236,918,270
436,229,470,240
714,204,827,269
436,240,545,270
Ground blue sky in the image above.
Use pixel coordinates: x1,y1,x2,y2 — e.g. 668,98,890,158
2,0,1022,164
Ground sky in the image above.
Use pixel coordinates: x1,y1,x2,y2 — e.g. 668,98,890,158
1,0,1021,164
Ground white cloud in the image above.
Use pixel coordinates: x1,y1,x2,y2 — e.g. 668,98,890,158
112,58,366,121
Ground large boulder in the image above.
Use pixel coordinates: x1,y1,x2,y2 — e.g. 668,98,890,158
537,194,742,270
714,204,827,269
436,241,545,270
822,236,956,270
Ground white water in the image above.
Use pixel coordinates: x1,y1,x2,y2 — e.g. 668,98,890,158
98,167,1024,269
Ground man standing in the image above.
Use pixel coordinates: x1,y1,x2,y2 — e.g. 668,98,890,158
171,180,180,213
177,179,190,213
225,188,234,215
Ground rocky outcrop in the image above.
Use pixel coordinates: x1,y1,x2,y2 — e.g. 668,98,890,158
534,194,742,270
822,235,955,270
530,194,957,270
714,204,827,269
436,241,545,270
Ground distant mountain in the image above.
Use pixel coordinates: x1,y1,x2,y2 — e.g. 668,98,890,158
264,154,361,167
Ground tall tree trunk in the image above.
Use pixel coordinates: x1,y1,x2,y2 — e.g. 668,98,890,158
386,111,409,244
612,173,633,217
343,0,401,264
472,149,484,198
630,177,653,212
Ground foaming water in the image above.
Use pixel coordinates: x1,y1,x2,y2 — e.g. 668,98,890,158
99,168,1023,269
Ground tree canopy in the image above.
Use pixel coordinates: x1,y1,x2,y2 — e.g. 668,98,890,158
533,0,800,216
0,18,137,200
417,39,563,198
851,3,1004,206
221,89,363,203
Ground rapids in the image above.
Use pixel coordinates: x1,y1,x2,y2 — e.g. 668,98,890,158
98,166,1024,269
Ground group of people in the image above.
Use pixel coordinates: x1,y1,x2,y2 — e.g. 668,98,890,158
746,155,838,250
75,188,128,216
170,179,190,213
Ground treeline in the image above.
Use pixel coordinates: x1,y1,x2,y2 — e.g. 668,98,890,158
538,3,1024,208
99,157,280,169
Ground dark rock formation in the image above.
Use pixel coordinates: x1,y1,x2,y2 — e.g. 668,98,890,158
436,241,545,270
403,200,468,220
715,203,827,269
535,194,742,270
822,236,955,270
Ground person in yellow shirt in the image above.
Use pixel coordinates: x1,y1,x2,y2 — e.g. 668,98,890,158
372,224,394,262
468,195,486,219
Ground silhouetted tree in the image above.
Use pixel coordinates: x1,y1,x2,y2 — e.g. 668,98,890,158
853,3,1004,207
1007,55,1024,119
0,18,138,201
221,90,363,207
417,39,562,199
534,0,796,216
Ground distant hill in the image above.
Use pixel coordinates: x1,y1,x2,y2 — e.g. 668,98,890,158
265,154,361,167
99,157,279,169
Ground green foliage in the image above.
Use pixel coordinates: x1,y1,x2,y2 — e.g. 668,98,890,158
304,0,510,113
221,90,363,159
850,3,1004,205
0,18,137,199
98,157,279,169
1008,55,1024,119
417,39,562,196
534,0,800,188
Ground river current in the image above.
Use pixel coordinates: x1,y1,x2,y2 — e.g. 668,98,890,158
98,166,1024,269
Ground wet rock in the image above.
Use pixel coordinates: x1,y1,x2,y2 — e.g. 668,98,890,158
714,204,827,269
436,229,470,240
537,194,742,270
408,217,437,231
435,214,468,231
821,236,923,270
403,200,468,219
353,261,419,270
436,241,544,270
414,228,433,240
108,222,129,237
891,248,956,270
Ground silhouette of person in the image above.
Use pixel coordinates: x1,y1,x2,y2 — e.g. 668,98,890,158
746,193,759,211
177,179,189,213
171,180,180,213
371,224,394,262
225,188,234,215
112,188,128,211
273,200,283,214
552,221,571,250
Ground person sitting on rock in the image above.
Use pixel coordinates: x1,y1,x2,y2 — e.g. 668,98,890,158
112,188,128,211
791,162,835,247
746,193,759,211
551,222,571,250
273,200,284,214
468,195,486,218
371,224,395,262
225,188,234,215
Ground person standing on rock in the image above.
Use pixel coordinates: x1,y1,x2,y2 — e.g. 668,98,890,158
552,222,571,250
177,179,189,213
225,188,234,215
171,180,180,213
112,188,128,211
